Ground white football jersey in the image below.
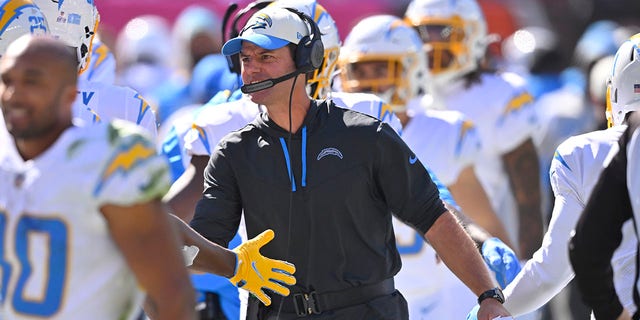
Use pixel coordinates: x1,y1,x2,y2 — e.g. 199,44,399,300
402,108,481,186
0,121,171,320
73,81,158,140
437,72,538,245
185,95,262,157
329,92,403,134
157,104,199,180
399,103,482,319
503,126,637,316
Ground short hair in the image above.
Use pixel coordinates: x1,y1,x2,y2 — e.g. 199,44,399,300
8,35,79,84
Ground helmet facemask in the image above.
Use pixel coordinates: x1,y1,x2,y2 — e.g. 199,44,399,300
339,15,427,112
339,54,420,110
307,45,339,99
404,0,488,87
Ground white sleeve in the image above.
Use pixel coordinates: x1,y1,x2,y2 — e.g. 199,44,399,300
486,73,538,154
503,194,578,316
94,122,171,206
503,147,581,316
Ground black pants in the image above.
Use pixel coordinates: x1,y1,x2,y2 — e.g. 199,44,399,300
246,290,409,320
198,292,227,320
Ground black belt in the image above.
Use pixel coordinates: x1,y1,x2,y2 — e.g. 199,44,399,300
275,278,395,316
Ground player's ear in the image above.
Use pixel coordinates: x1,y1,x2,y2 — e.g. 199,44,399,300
62,84,78,107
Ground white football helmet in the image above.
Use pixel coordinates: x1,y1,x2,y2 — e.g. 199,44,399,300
607,33,640,127
115,15,172,70
338,15,427,111
0,0,49,56
404,0,487,87
270,0,340,99
33,0,98,74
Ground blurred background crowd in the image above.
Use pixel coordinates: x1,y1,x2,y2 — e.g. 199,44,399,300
93,0,640,129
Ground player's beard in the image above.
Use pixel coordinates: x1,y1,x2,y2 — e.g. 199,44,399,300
8,87,69,140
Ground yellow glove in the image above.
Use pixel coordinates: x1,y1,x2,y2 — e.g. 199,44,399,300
229,229,296,306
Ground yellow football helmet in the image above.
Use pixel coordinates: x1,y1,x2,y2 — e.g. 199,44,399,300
338,15,427,111
404,0,487,87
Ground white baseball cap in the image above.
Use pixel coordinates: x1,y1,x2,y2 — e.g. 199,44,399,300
221,7,309,56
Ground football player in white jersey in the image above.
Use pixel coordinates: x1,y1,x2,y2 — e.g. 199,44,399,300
0,0,49,149
338,15,520,319
0,34,297,320
33,0,158,140
0,34,197,320
569,111,640,320
404,0,543,261
338,13,513,254
469,33,640,320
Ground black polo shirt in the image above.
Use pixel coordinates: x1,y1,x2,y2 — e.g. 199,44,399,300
191,99,445,294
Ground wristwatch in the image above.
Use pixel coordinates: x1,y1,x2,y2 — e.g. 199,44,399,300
477,287,505,305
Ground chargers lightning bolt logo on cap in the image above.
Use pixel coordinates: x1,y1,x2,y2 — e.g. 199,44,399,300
241,13,272,34
0,0,35,36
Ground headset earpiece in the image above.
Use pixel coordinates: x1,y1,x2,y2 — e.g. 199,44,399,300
285,7,324,74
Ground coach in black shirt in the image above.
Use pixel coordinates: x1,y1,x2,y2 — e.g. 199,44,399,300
190,6,510,320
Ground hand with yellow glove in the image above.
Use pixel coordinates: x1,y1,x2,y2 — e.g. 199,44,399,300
229,229,296,306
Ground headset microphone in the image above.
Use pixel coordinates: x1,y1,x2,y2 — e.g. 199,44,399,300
240,69,302,93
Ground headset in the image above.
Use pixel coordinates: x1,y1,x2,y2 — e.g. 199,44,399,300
222,2,324,93
285,7,325,74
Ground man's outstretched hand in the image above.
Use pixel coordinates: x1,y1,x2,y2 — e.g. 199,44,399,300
229,229,296,306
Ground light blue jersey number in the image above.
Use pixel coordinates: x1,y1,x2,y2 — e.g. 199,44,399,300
28,16,47,33
0,212,68,316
